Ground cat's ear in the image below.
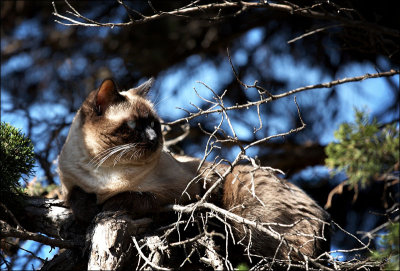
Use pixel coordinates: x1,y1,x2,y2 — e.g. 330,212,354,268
131,77,154,97
96,79,122,115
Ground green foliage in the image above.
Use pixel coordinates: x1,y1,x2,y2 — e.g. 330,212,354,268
371,222,399,270
325,109,399,187
325,110,399,269
0,122,35,206
236,263,249,271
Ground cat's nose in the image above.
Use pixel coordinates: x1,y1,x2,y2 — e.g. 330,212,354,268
145,127,157,142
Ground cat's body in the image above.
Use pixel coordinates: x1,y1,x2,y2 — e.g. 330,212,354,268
58,78,330,261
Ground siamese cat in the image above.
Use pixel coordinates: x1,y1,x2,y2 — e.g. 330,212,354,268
58,78,330,260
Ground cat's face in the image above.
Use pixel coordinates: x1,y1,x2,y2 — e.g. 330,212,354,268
79,78,163,167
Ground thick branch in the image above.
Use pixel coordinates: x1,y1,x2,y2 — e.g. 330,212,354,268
20,197,74,238
87,212,153,270
0,220,78,249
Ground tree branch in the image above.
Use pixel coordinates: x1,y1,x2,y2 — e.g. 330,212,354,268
167,69,399,126
20,197,74,238
0,220,79,249
51,0,400,39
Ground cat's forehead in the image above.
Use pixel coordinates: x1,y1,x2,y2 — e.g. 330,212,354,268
105,96,155,122
119,88,138,101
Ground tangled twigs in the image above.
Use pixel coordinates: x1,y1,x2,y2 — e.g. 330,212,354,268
132,236,170,271
199,235,224,270
0,192,386,270
227,48,274,99
51,0,400,40
166,69,399,126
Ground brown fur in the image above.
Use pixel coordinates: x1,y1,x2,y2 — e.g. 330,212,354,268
220,165,329,260
58,79,330,260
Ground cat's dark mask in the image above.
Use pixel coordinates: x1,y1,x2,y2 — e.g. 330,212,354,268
80,78,163,166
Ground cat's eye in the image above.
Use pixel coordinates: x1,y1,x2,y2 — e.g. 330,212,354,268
150,121,155,128
127,120,136,129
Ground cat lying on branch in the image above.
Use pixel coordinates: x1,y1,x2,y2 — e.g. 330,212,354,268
58,78,330,262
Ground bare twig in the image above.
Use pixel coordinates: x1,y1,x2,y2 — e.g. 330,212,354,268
287,24,343,44
0,202,22,229
0,220,79,249
199,235,224,270
166,69,399,126
132,236,171,271
358,215,399,240
51,1,400,39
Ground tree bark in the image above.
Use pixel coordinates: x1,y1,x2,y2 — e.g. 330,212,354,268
18,197,86,242
87,212,152,270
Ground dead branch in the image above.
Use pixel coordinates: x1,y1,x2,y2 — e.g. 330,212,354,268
198,235,224,270
166,69,399,126
1,190,388,270
144,236,169,269
132,236,171,271
51,0,400,40
0,220,78,249
287,24,343,44
87,213,153,270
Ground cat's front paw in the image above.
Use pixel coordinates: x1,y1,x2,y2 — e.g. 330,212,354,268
102,191,160,218
68,186,99,225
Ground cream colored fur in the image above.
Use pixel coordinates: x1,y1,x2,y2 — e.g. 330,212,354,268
58,85,201,204
58,111,200,204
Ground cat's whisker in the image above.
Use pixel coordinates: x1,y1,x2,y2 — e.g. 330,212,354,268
88,145,124,166
153,94,171,108
91,147,122,167
129,147,143,161
90,144,132,168
113,145,132,166
97,145,129,168
120,143,137,158
89,143,139,168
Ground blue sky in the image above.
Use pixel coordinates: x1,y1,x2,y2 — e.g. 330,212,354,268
1,26,398,191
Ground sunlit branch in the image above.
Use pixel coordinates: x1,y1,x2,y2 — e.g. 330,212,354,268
166,69,399,126
51,0,400,39
132,236,171,271
0,220,80,249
